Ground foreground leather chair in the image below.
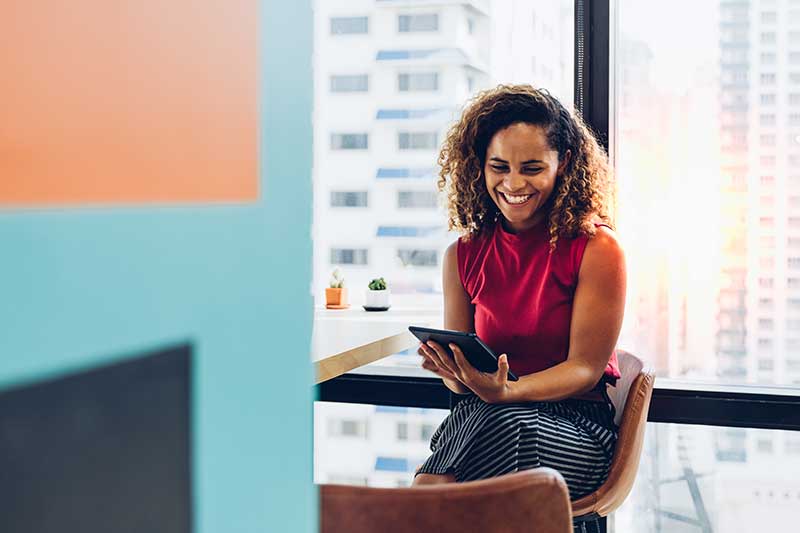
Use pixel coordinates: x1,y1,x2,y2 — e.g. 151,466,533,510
571,350,655,532
320,467,572,533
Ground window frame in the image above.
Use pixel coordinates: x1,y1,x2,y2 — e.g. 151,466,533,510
316,0,800,432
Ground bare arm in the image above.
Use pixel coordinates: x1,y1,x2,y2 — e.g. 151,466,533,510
501,226,627,403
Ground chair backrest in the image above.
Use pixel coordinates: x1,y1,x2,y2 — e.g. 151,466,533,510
320,468,572,533
606,350,645,427
571,349,655,518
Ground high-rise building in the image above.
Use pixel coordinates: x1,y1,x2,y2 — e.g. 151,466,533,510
312,0,573,307
718,0,800,385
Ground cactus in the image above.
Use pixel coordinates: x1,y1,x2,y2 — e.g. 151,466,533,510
329,268,345,289
368,277,387,291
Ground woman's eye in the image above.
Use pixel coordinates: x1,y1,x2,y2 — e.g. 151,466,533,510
490,166,507,172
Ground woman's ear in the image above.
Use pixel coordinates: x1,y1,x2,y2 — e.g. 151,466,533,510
557,149,572,175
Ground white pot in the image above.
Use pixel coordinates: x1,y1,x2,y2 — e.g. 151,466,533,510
365,288,391,308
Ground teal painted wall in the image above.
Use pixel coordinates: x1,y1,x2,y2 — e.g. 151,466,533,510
0,1,315,532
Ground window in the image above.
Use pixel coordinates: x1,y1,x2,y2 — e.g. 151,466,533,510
314,0,573,302
761,113,777,125
397,249,438,267
398,14,439,33
330,191,368,207
396,422,408,441
398,132,438,150
330,16,368,35
761,32,777,45
330,248,368,265
328,418,368,438
330,74,369,93
331,133,368,150
397,190,438,208
758,358,774,371
398,72,439,92
761,93,776,105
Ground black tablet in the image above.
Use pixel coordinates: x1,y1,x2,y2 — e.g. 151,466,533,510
408,326,519,381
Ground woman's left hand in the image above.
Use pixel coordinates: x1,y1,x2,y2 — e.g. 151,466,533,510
448,342,515,404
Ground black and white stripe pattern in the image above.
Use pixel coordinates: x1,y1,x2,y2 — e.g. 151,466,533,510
415,393,618,500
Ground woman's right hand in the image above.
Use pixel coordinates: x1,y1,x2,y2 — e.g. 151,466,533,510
418,340,467,389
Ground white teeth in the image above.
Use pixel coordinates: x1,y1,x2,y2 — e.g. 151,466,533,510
501,192,533,204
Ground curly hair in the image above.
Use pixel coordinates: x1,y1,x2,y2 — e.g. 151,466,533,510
437,84,616,252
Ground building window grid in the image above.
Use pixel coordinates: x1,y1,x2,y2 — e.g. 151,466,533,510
330,74,369,93
331,133,369,150
398,13,439,33
398,72,439,92
330,248,369,266
398,132,438,150
330,191,369,208
330,16,369,35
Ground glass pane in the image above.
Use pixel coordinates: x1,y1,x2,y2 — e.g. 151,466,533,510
314,401,449,487
617,0,800,387
616,423,800,532
315,403,800,530
313,0,574,307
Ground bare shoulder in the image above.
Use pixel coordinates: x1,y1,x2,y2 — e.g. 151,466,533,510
587,225,623,254
443,239,460,275
580,225,625,278
444,239,459,260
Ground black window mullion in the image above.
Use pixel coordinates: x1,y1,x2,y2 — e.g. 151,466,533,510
574,0,611,152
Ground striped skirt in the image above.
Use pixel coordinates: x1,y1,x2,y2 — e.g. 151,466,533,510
414,393,618,500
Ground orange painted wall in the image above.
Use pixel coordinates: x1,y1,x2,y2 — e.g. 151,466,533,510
0,1,258,206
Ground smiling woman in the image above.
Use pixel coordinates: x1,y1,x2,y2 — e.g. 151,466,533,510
414,84,627,503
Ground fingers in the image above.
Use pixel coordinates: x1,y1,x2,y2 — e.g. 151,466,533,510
419,343,459,381
497,354,509,383
424,340,460,377
449,342,475,382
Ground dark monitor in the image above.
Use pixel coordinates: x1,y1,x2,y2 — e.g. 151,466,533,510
0,343,192,533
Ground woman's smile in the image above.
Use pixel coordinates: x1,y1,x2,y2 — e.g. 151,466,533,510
498,191,538,207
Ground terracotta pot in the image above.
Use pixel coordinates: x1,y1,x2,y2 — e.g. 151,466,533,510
325,287,348,307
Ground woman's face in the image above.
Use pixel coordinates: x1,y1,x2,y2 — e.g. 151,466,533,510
483,122,568,234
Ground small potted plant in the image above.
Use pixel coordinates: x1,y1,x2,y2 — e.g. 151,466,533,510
364,277,391,311
325,268,349,309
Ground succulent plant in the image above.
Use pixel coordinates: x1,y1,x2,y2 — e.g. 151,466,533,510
329,268,345,289
368,277,387,291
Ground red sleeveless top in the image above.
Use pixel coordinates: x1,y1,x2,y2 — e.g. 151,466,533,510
457,218,621,392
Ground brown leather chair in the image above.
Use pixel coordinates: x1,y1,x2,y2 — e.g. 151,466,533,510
571,350,655,530
320,467,572,533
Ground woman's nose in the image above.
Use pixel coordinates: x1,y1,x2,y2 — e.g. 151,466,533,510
504,172,527,190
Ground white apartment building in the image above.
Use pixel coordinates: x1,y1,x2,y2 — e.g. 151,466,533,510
312,0,572,306
720,0,800,385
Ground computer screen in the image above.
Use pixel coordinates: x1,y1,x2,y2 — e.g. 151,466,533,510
0,343,192,533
